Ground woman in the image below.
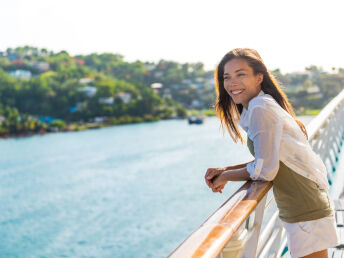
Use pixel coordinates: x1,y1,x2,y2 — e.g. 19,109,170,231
204,48,339,258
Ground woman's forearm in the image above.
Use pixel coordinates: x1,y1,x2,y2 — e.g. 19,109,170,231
210,160,254,188
220,160,254,172
221,166,251,181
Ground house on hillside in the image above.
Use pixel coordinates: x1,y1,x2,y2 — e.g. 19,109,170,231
35,61,50,72
78,86,97,97
162,89,172,99
7,53,20,61
28,61,50,72
116,92,132,104
9,70,32,80
154,71,163,78
10,59,24,65
306,85,320,94
69,102,83,113
99,97,114,105
79,77,93,85
151,83,163,94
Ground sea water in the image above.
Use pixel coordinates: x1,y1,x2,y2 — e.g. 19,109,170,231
0,116,313,257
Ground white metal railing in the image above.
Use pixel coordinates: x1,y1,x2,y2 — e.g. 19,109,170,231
307,89,344,181
169,89,344,258
242,89,344,257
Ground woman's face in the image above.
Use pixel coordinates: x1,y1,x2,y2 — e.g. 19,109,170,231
223,58,263,109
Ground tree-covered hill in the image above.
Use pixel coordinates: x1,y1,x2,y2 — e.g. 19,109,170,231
0,46,343,136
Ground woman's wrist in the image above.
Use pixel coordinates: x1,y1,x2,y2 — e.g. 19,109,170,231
220,161,253,172
221,169,234,181
212,173,226,187
218,167,227,173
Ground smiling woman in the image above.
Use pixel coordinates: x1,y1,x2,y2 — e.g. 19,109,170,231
222,58,263,110
213,48,307,144
204,48,340,258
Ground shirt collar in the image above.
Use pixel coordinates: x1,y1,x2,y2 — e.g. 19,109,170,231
239,90,264,131
257,89,264,97
243,89,265,111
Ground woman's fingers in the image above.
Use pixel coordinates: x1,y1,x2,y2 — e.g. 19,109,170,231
205,169,215,187
213,186,222,193
212,183,222,191
207,168,219,179
212,174,223,188
206,168,226,194
205,176,212,188
212,183,226,193
205,168,222,188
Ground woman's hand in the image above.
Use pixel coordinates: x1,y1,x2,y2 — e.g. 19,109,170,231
212,174,227,189
213,182,226,193
205,168,223,188
205,168,227,193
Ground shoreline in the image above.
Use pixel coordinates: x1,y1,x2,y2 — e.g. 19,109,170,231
0,117,184,139
0,112,317,140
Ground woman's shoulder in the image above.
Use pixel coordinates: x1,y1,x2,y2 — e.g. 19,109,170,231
248,93,279,113
246,94,289,127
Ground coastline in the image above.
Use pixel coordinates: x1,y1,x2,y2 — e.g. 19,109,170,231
0,110,318,139
0,117,175,139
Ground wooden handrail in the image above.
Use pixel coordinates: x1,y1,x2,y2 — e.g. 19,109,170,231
168,180,272,258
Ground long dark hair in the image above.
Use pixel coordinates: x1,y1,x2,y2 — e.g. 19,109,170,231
214,48,307,143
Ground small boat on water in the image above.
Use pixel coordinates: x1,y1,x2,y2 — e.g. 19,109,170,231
188,115,205,125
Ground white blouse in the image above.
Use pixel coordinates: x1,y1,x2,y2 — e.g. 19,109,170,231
239,90,330,191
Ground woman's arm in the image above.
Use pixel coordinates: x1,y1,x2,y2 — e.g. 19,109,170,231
212,166,251,188
205,160,254,188
245,107,283,181
219,160,254,172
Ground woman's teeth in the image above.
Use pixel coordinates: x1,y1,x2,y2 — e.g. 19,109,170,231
232,90,243,95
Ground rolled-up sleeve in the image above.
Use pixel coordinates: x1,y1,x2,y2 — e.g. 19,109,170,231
246,106,283,181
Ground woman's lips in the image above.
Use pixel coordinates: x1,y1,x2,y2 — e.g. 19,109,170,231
231,89,244,96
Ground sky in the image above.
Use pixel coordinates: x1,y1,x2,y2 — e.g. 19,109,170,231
1,0,344,73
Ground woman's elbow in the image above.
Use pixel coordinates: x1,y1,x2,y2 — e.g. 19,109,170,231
257,164,279,181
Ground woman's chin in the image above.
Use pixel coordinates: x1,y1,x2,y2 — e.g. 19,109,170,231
231,98,242,105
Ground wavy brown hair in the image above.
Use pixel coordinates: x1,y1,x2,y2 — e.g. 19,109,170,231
214,48,308,143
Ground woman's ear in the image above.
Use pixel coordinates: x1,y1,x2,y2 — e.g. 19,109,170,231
257,73,263,85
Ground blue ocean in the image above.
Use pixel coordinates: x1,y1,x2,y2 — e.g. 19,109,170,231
0,116,313,257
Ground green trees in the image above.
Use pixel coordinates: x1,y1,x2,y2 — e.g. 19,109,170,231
1,46,343,136
274,65,344,114
0,47,192,129
0,106,48,135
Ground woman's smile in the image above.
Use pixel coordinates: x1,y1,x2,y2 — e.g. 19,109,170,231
231,89,245,96
223,58,262,109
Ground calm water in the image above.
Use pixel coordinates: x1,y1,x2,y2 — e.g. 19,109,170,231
0,116,313,258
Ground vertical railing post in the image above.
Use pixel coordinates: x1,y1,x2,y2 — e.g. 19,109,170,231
243,194,268,258
269,218,284,258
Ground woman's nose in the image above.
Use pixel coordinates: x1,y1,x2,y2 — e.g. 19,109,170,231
230,78,240,86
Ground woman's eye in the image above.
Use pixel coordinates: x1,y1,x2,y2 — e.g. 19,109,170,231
238,74,245,77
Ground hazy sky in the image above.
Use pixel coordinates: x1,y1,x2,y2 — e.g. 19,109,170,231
2,0,344,73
